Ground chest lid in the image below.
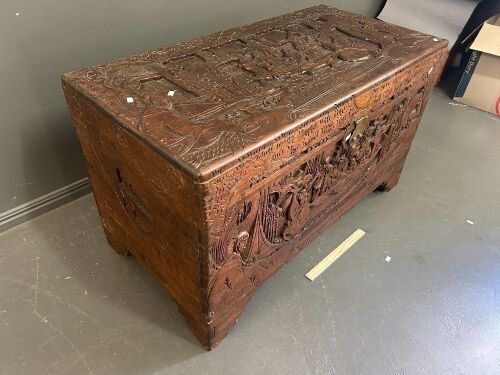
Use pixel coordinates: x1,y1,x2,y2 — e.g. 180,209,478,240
62,5,447,180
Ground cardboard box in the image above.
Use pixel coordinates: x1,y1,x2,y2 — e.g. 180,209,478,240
453,15,500,116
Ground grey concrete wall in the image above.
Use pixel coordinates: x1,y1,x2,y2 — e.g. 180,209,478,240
0,0,383,214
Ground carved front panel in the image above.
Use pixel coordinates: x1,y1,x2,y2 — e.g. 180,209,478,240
204,50,446,317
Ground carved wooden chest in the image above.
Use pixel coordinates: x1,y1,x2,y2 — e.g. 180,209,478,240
62,5,448,349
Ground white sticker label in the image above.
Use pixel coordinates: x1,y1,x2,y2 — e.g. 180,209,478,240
126,97,134,103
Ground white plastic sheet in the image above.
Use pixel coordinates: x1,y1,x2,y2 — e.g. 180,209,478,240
378,0,480,47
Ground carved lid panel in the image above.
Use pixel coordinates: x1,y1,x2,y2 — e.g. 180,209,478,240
62,5,447,178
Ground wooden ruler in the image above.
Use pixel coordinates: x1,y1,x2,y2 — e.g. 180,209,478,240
305,228,366,281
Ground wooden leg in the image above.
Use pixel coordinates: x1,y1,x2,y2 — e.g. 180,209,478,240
377,160,406,192
178,300,248,350
104,230,131,256
378,172,401,192
177,305,214,349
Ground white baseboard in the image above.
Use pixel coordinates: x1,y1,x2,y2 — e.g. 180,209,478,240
0,177,91,233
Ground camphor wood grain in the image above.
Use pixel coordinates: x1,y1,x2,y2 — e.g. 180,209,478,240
62,5,448,349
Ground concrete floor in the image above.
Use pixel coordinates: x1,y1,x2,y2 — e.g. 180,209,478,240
1,88,499,375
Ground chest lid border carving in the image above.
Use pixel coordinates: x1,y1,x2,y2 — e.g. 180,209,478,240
62,5,448,180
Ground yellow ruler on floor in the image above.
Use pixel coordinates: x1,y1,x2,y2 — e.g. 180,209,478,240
305,228,366,281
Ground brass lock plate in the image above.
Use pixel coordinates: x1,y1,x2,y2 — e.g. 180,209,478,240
347,110,369,148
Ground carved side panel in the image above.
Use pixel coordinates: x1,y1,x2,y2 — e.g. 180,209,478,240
63,85,206,320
